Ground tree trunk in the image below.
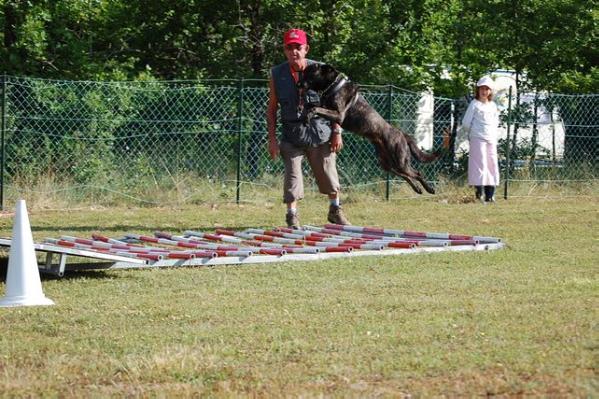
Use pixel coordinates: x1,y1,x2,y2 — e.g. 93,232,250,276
3,2,18,49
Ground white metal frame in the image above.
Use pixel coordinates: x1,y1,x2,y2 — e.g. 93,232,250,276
0,237,504,277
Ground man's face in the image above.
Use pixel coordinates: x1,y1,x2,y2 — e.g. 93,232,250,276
284,43,309,69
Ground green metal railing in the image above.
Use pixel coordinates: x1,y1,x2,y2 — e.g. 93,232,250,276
0,76,596,208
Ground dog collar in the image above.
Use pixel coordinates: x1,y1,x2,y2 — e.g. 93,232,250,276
322,73,349,98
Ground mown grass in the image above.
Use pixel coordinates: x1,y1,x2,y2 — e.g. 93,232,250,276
0,195,597,397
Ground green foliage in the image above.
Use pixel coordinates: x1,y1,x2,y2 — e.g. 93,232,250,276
554,67,599,94
3,75,276,202
1,0,596,95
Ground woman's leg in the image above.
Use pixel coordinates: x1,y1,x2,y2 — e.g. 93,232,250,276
484,185,495,202
475,186,483,200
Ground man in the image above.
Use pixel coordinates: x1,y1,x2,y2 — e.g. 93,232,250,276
266,28,350,228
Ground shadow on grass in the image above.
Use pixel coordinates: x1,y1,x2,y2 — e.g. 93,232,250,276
41,269,112,281
0,256,114,283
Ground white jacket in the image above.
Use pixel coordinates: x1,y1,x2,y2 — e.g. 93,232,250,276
461,99,500,143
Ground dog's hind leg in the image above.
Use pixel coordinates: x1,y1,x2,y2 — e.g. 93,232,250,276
414,170,435,194
376,149,423,194
419,179,435,194
392,170,423,195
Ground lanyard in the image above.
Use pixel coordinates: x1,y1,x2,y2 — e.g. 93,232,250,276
289,65,303,84
290,66,304,111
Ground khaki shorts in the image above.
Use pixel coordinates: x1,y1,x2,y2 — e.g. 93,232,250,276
279,140,341,203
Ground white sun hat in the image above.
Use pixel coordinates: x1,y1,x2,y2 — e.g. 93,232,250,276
476,76,494,90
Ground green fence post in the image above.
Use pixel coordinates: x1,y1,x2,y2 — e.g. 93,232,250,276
236,78,244,204
503,86,512,200
385,85,393,201
1,74,6,211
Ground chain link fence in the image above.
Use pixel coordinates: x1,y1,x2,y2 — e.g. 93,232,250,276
0,75,596,208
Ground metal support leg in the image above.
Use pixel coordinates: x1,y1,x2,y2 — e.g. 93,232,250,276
58,253,67,277
44,252,54,271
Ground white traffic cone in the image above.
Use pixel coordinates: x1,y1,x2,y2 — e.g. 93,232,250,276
0,200,54,307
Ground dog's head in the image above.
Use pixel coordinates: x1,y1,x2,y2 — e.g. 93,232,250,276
297,63,339,91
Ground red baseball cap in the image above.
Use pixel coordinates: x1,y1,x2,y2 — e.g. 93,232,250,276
283,29,308,46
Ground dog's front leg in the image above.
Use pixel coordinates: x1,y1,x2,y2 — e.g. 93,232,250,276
306,106,345,125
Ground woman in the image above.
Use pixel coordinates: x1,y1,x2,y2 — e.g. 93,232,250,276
462,76,500,203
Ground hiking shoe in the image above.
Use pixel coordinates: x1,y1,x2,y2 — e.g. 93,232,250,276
327,205,351,225
286,212,299,229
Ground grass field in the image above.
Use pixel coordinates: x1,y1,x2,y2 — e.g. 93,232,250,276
0,195,597,397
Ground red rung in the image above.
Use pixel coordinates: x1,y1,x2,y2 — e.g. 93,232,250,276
105,242,129,250
192,251,218,258
259,248,286,256
303,239,322,246
387,242,416,249
363,234,385,239
128,248,154,254
74,237,94,245
91,233,110,242
166,252,195,260
263,231,285,237
176,241,197,248
324,246,353,253
137,253,162,261
138,235,159,243
215,229,235,236
282,244,301,249
306,232,329,238
363,227,385,234
343,239,368,245
254,235,274,242
404,231,427,238
449,234,473,240
203,233,221,241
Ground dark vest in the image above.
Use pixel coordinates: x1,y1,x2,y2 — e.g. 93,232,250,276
271,59,332,147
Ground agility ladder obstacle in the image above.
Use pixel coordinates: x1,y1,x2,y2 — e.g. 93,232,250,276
0,224,504,277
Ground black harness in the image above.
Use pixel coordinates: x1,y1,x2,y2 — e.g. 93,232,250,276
322,73,349,97
320,73,360,110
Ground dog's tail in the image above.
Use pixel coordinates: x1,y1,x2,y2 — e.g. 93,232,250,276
406,135,440,163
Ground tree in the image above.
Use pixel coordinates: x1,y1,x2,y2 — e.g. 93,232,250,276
0,0,596,95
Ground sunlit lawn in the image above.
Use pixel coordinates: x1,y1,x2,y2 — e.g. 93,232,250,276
0,195,597,396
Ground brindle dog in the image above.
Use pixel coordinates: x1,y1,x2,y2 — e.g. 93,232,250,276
299,63,439,194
